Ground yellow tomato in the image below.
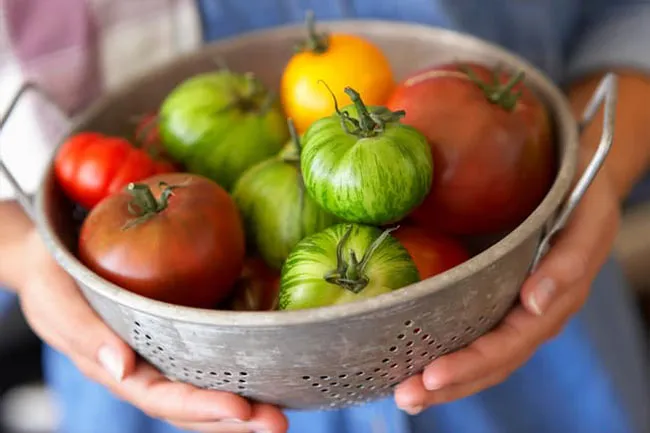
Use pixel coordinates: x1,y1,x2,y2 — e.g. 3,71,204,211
280,14,395,133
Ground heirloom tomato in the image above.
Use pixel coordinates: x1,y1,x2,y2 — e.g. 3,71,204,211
300,86,433,225
54,132,176,210
278,223,420,310
386,62,556,235
133,113,179,166
78,173,246,308
393,225,470,280
280,11,395,133
232,119,339,270
227,257,281,311
158,70,289,191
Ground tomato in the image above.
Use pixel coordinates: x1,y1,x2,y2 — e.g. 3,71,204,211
280,11,395,133
133,113,180,166
386,62,556,235
232,119,340,270
300,86,433,225
393,225,470,279
54,132,176,210
226,257,281,311
78,173,246,308
158,70,289,191
278,223,420,310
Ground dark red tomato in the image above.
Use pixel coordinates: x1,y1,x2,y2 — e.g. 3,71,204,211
386,63,556,235
78,173,246,308
54,132,176,210
394,225,470,280
227,257,281,311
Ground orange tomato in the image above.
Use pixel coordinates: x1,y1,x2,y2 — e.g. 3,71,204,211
280,12,395,133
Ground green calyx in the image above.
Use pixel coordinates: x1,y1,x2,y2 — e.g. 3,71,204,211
321,81,406,138
122,181,182,230
324,225,398,294
459,64,525,112
220,71,275,116
294,10,329,54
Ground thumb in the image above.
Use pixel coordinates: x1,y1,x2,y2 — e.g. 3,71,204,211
520,175,620,316
20,231,136,382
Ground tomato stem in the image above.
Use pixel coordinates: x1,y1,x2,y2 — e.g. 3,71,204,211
294,10,329,54
122,181,183,230
319,82,405,138
281,118,302,164
219,72,275,116
459,64,525,112
324,225,399,294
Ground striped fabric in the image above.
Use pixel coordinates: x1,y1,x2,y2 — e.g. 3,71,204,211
0,0,202,200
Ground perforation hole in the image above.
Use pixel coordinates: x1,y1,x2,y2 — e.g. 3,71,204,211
389,346,398,353
355,372,364,377
224,372,232,377
421,334,430,341
373,368,381,373
406,350,413,356
302,375,311,380
339,374,348,379
397,334,406,340
404,320,413,327
413,328,422,335
382,358,390,364
406,341,414,348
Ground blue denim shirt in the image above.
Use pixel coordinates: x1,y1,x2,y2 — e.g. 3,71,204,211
11,1,650,433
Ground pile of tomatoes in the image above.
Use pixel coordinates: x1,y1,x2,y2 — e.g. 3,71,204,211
54,12,556,312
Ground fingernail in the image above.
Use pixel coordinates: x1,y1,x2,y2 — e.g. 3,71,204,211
222,418,244,424
423,374,445,391
529,277,556,316
97,346,124,382
403,405,423,415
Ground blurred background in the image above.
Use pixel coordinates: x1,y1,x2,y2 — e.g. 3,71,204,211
2,1,650,432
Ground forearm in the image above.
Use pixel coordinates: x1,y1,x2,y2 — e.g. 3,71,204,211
0,201,34,292
568,70,650,201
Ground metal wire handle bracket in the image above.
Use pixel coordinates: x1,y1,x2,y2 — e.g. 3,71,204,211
530,72,619,271
0,82,68,221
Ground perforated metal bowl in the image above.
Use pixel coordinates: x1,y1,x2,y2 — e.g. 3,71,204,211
0,21,617,410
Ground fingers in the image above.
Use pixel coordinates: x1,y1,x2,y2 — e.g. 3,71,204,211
417,306,540,392
171,404,288,433
19,231,135,380
73,356,265,428
520,174,619,316
394,284,589,412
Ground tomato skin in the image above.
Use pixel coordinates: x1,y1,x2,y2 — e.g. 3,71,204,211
226,257,281,311
279,223,420,310
386,63,556,235
281,33,395,133
54,132,175,210
78,173,246,308
300,98,433,226
232,139,340,270
158,71,289,191
394,225,470,279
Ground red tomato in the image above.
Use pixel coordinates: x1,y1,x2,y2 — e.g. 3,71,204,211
134,113,179,165
394,225,470,280
227,257,281,311
386,63,556,235
78,173,246,308
54,132,176,210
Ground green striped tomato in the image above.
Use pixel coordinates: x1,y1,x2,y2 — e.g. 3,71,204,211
300,87,433,225
158,70,289,191
278,223,420,310
232,120,340,270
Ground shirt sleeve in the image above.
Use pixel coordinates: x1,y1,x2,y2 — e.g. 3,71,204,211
565,1,650,85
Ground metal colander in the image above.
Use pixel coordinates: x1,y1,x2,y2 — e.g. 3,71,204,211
0,21,617,411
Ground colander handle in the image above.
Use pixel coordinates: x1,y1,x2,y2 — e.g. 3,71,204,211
530,72,619,271
0,82,67,221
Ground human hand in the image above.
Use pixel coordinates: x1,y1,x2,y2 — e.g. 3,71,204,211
393,163,621,414
17,229,288,433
